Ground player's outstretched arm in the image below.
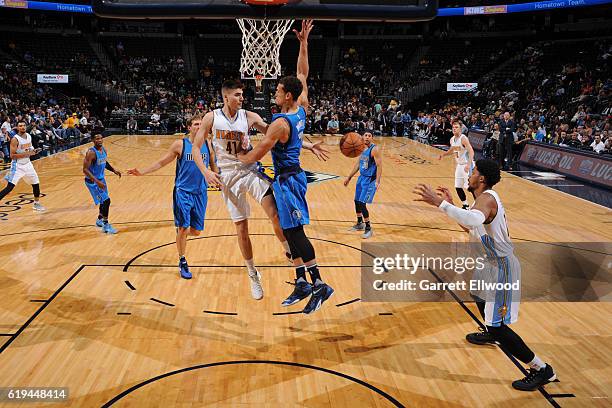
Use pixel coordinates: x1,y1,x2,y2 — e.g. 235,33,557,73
373,145,383,188
294,19,312,110
246,111,269,136
302,140,329,161
413,183,495,228
237,119,286,164
438,146,455,160
127,140,181,176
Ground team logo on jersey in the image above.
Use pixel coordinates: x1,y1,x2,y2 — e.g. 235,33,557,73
292,209,302,220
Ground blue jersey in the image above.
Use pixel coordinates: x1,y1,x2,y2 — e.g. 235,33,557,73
271,106,306,173
175,138,210,194
87,146,107,182
359,143,376,178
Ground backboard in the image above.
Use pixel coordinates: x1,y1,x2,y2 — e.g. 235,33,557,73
93,0,438,22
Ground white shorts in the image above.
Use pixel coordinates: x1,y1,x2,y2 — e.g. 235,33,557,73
454,162,473,189
219,164,271,222
471,254,521,327
5,161,39,185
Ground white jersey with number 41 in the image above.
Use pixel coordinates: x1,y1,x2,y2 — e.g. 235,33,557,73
211,108,250,169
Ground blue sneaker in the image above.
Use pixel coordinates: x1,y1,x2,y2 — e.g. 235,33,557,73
303,283,334,314
103,223,117,234
281,279,312,307
179,259,192,279
96,219,104,228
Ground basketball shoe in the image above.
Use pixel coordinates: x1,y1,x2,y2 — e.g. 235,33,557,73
179,258,192,279
303,282,334,314
281,278,312,306
249,270,264,300
512,364,556,391
348,222,365,231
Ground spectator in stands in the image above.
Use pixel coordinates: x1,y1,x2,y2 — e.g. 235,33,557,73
401,110,412,136
149,110,161,134
327,115,339,134
1,128,10,163
392,112,403,136
604,137,612,154
557,131,570,146
127,116,138,134
1,117,12,136
567,132,582,149
64,113,80,139
591,134,605,153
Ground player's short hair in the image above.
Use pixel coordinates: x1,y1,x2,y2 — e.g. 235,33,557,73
475,159,501,187
91,133,103,140
278,76,303,102
221,79,244,93
187,113,204,126
452,120,462,127
17,120,26,126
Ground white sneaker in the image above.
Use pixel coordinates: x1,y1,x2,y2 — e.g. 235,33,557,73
33,202,46,212
249,270,264,300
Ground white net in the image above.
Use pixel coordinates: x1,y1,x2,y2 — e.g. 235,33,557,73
237,18,294,80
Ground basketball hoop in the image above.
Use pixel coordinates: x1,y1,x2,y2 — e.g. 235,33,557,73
236,17,294,80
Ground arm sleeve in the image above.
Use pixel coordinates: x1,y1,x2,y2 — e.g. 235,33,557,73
439,200,485,227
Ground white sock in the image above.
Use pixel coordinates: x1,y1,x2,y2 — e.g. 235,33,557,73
245,259,257,274
528,356,546,370
281,241,290,253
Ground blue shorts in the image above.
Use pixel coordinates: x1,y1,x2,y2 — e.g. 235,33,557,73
355,175,377,204
173,187,207,231
272,171,310,229
85,178,109,205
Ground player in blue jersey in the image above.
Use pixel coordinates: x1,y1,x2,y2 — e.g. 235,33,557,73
344,131,383,239
128,114,221,279
83,134,121,234
238,20,334,314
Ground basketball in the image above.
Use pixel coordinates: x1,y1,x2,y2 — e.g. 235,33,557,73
340,132,365,158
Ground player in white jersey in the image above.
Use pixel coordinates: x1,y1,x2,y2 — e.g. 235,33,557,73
413,159,556,392
438,121,474,209
193,79,328,300
0,121,45,211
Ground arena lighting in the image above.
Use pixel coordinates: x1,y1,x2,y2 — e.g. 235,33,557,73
1,0,610,15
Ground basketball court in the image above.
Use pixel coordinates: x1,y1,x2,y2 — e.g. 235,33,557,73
0,134,610,406
0,0,610,406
